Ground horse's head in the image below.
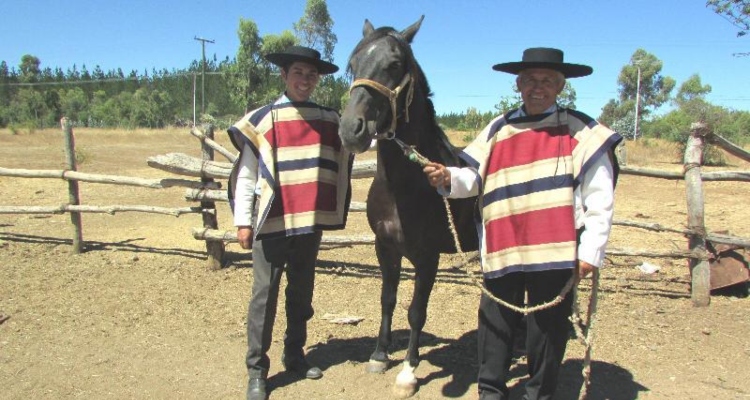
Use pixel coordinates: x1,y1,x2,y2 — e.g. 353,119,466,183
338,16,424,154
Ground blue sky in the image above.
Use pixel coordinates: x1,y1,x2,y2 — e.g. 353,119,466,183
1,0,748,116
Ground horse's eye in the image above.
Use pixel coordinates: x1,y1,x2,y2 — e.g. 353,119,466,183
387,61,402,72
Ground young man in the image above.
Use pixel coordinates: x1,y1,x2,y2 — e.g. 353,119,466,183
228,45,352,400
423,47,621,400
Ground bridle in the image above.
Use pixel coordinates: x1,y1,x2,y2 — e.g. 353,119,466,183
347,33,416,140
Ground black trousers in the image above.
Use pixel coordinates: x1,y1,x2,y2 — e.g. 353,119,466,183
477,268,574,400
245,232,322,376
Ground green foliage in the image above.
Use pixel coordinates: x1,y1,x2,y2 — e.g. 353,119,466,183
294,0,337,61
557,81,578,110
494,94,522,114
707,0,750,39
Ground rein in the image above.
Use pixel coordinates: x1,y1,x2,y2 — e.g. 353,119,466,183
350,72,415,139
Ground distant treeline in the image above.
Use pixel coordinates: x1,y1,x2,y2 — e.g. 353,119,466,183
0,55,269,130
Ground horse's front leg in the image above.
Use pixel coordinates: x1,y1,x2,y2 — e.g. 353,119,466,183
367,240,402,374
393,252,439,398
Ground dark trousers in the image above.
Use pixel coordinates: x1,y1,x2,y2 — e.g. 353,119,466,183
477,268,574,400
245,231,322,376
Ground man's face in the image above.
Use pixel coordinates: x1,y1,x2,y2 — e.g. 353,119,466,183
281,61,320,102
516,68,565,115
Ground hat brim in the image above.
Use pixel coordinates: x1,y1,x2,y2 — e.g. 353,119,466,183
265,53,339,75
492,61,592,78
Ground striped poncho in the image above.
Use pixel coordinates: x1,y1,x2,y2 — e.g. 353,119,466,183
460,108,620,279
228,99,353,240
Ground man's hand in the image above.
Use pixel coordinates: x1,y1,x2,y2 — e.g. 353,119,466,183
423,162,451,188
237,226,254,250
577,260,595,283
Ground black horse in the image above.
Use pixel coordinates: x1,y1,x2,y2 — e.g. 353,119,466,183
338,16,478,398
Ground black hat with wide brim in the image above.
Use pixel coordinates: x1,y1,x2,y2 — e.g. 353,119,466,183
492,47,592,78
264,45,339,75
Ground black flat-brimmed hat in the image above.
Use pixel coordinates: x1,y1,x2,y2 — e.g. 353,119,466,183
264,45,339,75
492,47,593,78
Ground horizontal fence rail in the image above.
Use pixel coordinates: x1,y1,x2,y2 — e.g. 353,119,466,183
1,121,748,304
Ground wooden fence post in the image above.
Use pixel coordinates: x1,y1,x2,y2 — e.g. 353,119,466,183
61,118,84,254
201,124,224,269
684,122,710,306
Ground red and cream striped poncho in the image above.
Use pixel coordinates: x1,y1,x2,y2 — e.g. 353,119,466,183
459,109,620,279
229,100,353,240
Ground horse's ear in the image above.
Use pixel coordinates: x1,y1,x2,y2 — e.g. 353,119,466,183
401,15,424,43
363,19,375,37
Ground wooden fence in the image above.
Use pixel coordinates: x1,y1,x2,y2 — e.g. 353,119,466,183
1,120,749,306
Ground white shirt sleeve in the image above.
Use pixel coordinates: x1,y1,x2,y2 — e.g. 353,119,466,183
440,166,480,198
576,155,615,267
233,143,259,227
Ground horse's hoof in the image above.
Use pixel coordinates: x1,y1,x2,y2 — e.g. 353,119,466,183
393,362,418,398
365,359,388,374
392,382,417,399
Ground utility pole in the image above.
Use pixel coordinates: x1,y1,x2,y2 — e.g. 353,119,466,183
194,36,215,115
633,60,642,142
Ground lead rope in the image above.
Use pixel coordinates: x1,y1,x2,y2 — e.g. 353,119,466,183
395,138,598,398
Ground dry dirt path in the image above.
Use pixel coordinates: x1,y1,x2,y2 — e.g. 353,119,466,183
1,129,748,399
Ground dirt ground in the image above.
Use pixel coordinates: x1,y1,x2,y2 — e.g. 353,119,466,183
0,128,749,400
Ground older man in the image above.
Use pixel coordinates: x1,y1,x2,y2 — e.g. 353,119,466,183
424,47,621,400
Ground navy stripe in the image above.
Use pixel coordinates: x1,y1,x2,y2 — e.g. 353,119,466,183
277,157,339,172
459,151,480,169
249,104,273,126
484,174,574,204
575,133,623,188
567,108,597,128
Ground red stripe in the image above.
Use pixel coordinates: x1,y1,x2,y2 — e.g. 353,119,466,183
487,127,574,173
485,206,576,253
263,119,341,150
267,181,338,218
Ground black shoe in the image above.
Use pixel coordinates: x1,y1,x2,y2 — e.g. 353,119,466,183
246,377,267,400
282,354,323,379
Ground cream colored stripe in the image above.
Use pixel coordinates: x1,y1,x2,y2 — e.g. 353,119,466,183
271,107,339,124
277,144,337,162
484,241,577,271
485,157,571,190
234,119,263,148
262,211,344,233
483,186,573,220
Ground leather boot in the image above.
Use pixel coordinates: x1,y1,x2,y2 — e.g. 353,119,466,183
282,353,323,380
246,369,267,400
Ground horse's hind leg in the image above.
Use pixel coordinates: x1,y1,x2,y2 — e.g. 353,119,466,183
393,252,439,398
367,242,402,374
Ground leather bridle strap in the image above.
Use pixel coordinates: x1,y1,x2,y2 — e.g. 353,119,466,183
349,71,414,139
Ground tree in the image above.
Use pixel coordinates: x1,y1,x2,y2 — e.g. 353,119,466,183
675,74,712,106
707,0,750,37
294,0,337,61
494,94,522,114
557,81,578,110
599,49,676,133
59,87,89,124
231,18,263,112
292,0,345,110
707,0,749,56
19,54,41,83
